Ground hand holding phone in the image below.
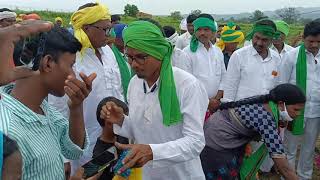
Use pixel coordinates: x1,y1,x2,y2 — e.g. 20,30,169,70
82,146,118,179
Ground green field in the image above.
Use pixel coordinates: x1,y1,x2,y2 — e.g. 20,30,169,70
15,9,304,46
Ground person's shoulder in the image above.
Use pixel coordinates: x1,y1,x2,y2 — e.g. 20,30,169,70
211,44,224,56
285,44,294,51
234,45,252,55
128,75,142,87
45,101,69,123
286,46,300,59
0,93,15,134
173,67,198,87
101,45,114,54
182,44,191,53
269,48,281,59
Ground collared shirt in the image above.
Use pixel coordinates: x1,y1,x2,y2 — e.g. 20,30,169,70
175,32,192,50
114,67,208,180
48,45,125,172
0,84,88,180
271,43,294,60
222,45,281,101
280,47,320,118
171,47,186,69
182,42,226,98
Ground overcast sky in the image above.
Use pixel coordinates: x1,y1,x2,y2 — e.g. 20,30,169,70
0,0,319,15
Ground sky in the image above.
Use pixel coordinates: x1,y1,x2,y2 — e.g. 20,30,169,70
0,0,320,15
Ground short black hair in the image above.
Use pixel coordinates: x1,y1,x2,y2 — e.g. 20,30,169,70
163,26,176,38
32,27,82,70
304,18,320,38
0,8,13,12
198,13,215,22
219,83,306,110
78,2,98,10
111,15,121,23
187,14,198,24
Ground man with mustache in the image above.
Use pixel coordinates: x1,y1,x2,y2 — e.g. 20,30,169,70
221,18,282,174
222,18,281,102
181,16,226,115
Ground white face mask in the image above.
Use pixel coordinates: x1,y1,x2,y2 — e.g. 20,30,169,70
279,103,293,121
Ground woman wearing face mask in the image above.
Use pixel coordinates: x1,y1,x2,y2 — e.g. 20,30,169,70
200,83,305,180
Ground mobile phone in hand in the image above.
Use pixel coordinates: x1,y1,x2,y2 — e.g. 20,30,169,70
82,146,118,179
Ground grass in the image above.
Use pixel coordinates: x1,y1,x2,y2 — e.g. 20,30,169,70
14,9,304,45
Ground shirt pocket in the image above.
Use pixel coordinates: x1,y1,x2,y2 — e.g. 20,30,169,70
266,69,279,89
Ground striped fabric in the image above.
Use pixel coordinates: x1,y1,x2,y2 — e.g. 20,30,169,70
0,84,89,180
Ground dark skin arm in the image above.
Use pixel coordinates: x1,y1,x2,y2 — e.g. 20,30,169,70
273,157,298,180
66,73,96,148
208,90,223,113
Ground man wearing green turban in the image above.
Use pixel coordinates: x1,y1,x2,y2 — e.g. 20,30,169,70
222,18,283,174
98,20,208,180
272,20,294,58
48,2,128,176
181,17,226,116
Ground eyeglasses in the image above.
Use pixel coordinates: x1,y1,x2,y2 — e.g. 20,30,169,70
90,25,111,35
124,53,149,65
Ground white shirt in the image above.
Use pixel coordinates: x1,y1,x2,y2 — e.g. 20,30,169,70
280,47,320,118
175,32,192,50
114,67,208,180
182,43,226,98
222,45,281,101
48,46,125,172
171,47,186,69
271,43,294,59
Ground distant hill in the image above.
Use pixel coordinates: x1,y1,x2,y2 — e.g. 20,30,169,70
211,7,320,21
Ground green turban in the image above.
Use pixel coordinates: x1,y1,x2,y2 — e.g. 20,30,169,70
123,21,182,126
190,17,217,52
110,28,116,38
275,20,290,36
246,19,280,40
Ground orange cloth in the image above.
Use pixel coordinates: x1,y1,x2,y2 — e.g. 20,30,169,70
23,13,41,20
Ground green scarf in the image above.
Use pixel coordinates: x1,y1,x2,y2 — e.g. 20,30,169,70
190,17,217,52
111,44,132,101
123,21,182,126
246,23,280,41
293,44,307,135
240,101,279,180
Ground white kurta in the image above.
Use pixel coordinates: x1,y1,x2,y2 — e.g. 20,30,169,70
222,45,281,101
48,46,125,174
171,47,186,69
271,43,294,60
182,43,226,99
175,32,192,50
280,47,320,118
114,67,208,180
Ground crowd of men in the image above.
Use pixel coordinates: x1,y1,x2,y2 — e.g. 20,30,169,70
0,3,320,180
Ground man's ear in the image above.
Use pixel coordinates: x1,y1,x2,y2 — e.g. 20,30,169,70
39,55,55,72
277,101,285,111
